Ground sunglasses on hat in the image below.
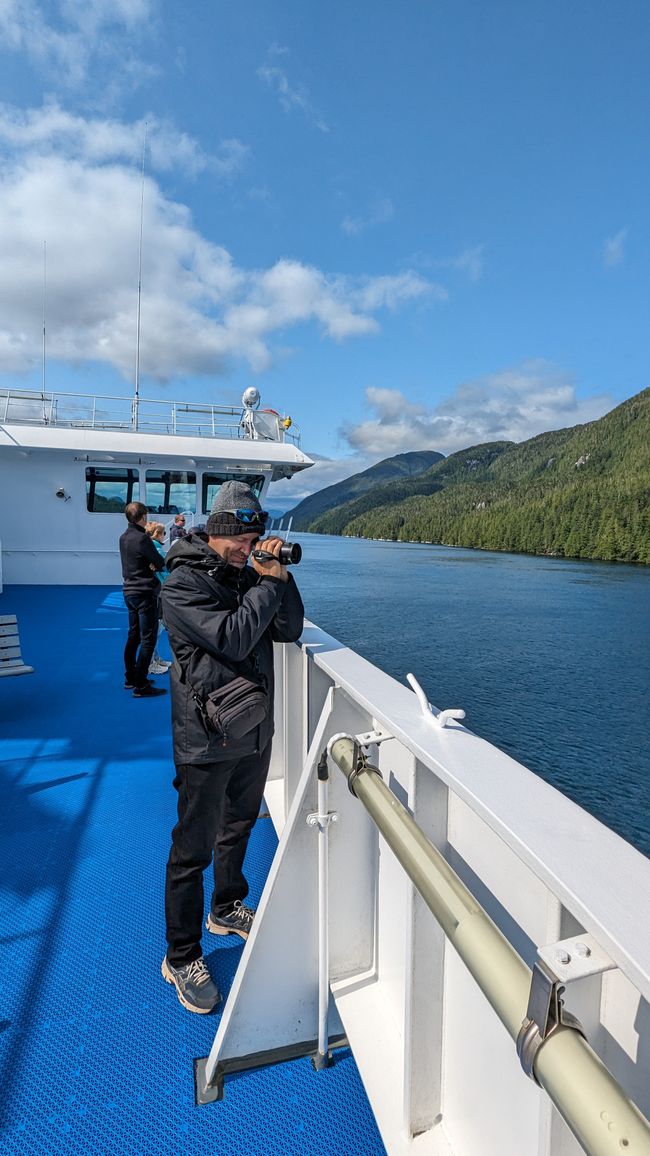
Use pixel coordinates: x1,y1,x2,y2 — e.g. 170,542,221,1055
223,508,269,524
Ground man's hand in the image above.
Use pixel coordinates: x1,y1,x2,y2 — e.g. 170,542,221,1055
251,537,289,583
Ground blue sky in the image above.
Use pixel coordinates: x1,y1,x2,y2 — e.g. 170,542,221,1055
0,0,648,499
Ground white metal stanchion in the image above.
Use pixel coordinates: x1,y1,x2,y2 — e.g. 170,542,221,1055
307,750,338,1069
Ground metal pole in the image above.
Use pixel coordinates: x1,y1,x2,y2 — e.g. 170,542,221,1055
306,748,337,1071
328,736,650,1156
42,241,47,422
133,123,147,432
314,754,331,1069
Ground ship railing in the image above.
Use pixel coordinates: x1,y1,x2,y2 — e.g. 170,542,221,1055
196,621,650,1156
0,388,301,446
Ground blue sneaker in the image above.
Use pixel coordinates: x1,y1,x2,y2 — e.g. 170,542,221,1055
161,956,221,1014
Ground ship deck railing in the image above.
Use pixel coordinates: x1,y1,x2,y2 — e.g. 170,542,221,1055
0,387,301,446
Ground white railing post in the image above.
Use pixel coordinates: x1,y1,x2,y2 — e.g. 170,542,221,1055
306,747,339,1070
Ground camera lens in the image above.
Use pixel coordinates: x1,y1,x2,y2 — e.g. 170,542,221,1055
279,542,302,565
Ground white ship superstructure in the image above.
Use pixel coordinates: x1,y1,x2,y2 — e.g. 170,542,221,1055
0,386,311,585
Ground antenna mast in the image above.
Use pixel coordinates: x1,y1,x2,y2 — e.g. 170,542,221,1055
132,122,147,431
42,240,47,422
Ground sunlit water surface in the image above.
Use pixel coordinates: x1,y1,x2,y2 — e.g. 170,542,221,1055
294,534,650,857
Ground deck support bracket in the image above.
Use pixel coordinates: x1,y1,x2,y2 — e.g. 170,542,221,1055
354,726,394,747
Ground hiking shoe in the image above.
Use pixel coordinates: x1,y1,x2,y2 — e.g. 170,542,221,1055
206,901,255,940
161,956,221,1014
124,677,154,690
133,684,167,698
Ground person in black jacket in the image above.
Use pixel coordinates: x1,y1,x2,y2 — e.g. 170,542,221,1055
160,481,304,1014
119,502,166,698
168,513,186,542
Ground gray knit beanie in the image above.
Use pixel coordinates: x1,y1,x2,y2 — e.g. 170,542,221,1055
205,480,267,537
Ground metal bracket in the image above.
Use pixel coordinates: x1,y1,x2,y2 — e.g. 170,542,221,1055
355,727,393,747
536,933,616,983
306,811,339,831
516,934,614,1083
516,961,582,1083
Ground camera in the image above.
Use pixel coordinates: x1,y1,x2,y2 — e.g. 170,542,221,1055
252,542,302,566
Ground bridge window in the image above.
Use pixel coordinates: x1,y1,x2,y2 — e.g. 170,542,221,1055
86,467,139,512
202,474,265,515
145,470,196,514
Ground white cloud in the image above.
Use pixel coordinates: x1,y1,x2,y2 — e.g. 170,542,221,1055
0,0,155,94
0,104,221,176
449,244,485,282
213,138,251,179
603,228,627,268
0,112,439,379
272,364,616,505
257,56,329,133
343,362,614,458
414,244,486,282
342,198,394,236
356,272,445,311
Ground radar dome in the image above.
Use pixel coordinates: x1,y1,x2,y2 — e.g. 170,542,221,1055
242,386,261,409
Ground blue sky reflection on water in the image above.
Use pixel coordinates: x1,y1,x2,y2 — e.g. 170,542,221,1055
295,534,650,856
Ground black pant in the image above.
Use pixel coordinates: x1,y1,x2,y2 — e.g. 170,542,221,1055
123,590,159,687
164,742,272,966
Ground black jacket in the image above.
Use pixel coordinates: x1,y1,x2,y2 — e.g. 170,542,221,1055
161,533,304,764
119,523,164,594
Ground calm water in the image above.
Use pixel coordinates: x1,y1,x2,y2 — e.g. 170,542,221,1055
294,534,650,858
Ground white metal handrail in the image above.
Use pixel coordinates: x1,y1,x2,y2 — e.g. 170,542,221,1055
0,387,301,446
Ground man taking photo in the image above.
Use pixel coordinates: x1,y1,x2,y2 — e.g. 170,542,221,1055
160,481,304,1013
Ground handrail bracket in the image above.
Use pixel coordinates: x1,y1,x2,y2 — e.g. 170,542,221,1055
517,934,615,1083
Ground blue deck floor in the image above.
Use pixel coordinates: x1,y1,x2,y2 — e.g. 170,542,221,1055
0,586,385,1156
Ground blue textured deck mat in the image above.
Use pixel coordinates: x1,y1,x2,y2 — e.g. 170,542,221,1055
0,586,386,1156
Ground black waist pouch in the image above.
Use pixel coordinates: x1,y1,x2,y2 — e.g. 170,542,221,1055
201,676,269,744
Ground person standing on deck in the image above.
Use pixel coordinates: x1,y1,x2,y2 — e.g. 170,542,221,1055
169,513,187,542
119,502,167,699
160,481,304,1014
146,521,172,676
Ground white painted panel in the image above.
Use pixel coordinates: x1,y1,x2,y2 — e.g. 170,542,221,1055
448,794,553,965
442,942,542,1156
404,761,449,1137
332,972,454,1156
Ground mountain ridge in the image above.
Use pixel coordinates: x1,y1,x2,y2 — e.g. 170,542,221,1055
287,450,443,530
301,390,650,564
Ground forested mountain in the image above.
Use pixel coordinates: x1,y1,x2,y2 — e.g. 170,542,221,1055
306,390,650,564
287,450,443,530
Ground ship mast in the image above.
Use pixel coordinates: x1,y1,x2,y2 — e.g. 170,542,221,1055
132,123,147,432
41,240,47,423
